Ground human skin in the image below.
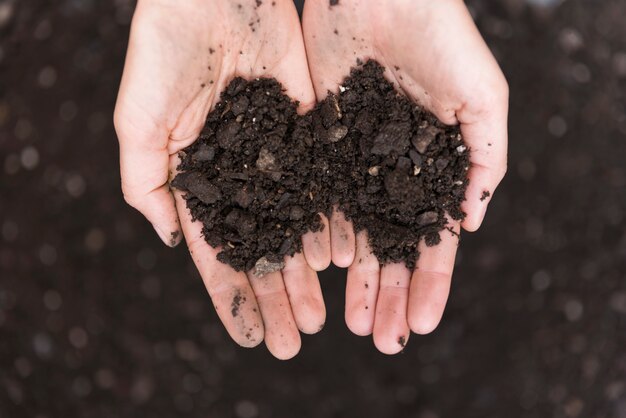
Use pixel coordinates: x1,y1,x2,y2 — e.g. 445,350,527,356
303,0,509,354
114,0,331,359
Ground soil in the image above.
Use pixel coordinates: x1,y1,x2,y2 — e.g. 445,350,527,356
172,77,324,273
173,61,468,272
1,1,625,418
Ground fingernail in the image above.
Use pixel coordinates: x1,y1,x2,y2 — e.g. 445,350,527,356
152,224,182,248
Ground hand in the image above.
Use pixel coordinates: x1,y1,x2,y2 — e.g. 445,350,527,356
303,0,508,353
114,0,330,359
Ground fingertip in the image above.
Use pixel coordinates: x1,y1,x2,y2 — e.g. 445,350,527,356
300,319,326,335
266,334,301,360
308,255,332,272
460,199,488,232
408,315,441,336
345,313,374,337
373,332,409,355
332,251,355,268
234,326,265,348
302,215,332,271
153,224,184,247
461,215,482,232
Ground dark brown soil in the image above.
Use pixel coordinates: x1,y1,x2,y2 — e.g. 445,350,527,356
173,61,468,272
4,2,626,418
172,77,324,273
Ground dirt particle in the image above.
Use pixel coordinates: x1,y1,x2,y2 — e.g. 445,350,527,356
231,291,243,317
170,231,180,246
253,256,284,277
480,190,491,201
412,126,441,154
398,336,406,347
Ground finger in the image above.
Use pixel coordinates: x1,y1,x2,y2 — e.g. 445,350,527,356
282,252,326,334
458,104,508,231
172,190,263,348
345,232,380,336
302,0,373,99
247,270,302,360
329,206,356,268
408,219,460,335
114,107,182,248
372,263,411,355
301,214,332,271
241,0,316,113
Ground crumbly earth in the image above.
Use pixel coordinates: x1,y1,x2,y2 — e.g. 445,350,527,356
173,60,469,272
5,2,626,417
171,77,325,272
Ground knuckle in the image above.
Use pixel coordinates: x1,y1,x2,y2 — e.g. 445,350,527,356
495,161,508,183
112,106,125,137
121,183,141,209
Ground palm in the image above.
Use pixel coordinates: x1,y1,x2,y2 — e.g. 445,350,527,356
115,0,328,359
303,0,508,353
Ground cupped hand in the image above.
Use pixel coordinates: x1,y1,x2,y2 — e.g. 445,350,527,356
303,0,509,353
114,0,331,359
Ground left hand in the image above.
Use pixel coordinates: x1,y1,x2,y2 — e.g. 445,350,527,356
302,0,509,354
115,0,329,359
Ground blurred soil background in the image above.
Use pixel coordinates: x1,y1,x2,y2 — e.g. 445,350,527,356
0,0,625,417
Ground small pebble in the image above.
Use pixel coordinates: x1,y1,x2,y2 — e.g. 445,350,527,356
368,166,380,176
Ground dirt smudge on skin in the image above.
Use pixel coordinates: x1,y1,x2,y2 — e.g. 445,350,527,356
231,290,245,317
398,335,406,347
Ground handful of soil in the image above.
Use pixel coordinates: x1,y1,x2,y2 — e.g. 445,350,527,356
173,60,469,274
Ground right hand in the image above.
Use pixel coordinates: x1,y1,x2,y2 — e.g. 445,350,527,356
114,0,330,359
303,0,508,354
